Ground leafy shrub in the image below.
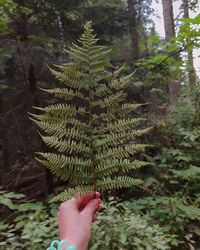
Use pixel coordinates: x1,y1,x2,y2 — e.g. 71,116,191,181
0,191,170,250
0,190,58,250
147,127,200,248
128,195,200,247
90,198,171,250
0,211,58,250
146,90,200,249
128,196,200,231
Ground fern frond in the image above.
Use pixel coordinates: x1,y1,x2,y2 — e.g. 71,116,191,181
30,114,89,131
31,22,150,201
92,103,145,122
96,176,143,190
96,159,150,176
94,128,151,149
90,60,110,74
37,153,91,168
93,91,126,108
50,186,94,202
51,176,142,202
90,49,111,60
118,103,146,116
40,135,91,154
32,120,89,141
96,144,148,161
39,88,86,101
36,157,92,183
66,47,90,62
33,103,86,117
49,68,85,90
98,118,146,133
95,73,133,97
104,65,125,81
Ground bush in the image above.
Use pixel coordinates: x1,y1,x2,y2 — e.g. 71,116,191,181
127,196,200,243
0,191,170,250
90,198,171,250
0,190,58,250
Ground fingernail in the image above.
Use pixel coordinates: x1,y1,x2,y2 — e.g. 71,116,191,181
95,191,101,198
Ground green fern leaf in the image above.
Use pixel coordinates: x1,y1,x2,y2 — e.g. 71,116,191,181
31,21,151,201
39,88,86,101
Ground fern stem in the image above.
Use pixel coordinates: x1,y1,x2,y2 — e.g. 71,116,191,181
87,61,97,195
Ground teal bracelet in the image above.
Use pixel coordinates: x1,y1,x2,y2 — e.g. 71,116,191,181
47,240,77,250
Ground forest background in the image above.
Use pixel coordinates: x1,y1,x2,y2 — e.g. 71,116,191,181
0,0,200,249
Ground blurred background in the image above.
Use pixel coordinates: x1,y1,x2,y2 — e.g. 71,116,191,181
0,0,200,249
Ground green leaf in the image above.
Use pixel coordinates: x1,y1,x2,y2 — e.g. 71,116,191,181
0,197,15,209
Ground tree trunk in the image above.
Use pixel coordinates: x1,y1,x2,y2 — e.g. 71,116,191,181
0,95,9,183
13,0,29,41
162,0,175,39
182,0,197,87
162,0,180,105
128,0,139,60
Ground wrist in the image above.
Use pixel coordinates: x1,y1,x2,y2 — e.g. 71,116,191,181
61,236,88,250
47,239,76,250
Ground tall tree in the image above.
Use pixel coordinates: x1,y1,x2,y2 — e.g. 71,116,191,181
182,0,197,86
162,0,180,105
162,0,175,39
128,0,140,60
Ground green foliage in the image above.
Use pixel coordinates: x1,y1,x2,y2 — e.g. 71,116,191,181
0,190,58,250
0,190,25,210
0,209,58,250
126,195,200,248
147,87,200,248
135,42,182,89
31,22,150,201
0,0,16,34
0,191,170,250
129,196,200,231
155,120,200,197
90,198,171,250
177,14,200,50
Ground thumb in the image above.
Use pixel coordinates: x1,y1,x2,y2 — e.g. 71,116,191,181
81,198,99,216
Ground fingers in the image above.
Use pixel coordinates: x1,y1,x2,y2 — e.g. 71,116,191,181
81,196,101,221
92,214,97,222
78,192,100,209
81,197,101,218
94,192,101,199
92,202,102,222
69,191,100,211
58,192,101,214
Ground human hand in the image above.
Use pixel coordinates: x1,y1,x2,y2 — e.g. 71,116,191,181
57,192,101,250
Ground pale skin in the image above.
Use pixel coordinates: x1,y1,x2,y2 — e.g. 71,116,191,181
57,192,101,250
